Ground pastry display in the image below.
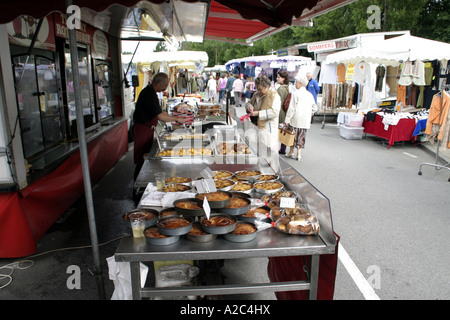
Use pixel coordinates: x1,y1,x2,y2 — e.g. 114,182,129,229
230,222,257,235
212,170,233,179
195,191,231,201
123,210,156,221
160,208,177,217
144,226,168,238
234,170,261,180
157,147,212,157
165,177,192,184
231,181,253,192
175,200,202,209
257,174,279,181
162,183,191,192
188,222,208,236
225,197,249,208
253,181,283,191
216,142,251,155
270,206,311,222
214,179,235,190
242,206,270,218
274,215,320,235
158,217,191,229
202,215,235,227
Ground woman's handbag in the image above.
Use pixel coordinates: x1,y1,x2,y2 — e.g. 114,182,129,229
278,125,295,147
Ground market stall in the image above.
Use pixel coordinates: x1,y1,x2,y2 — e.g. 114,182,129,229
225,54,314,82
324,34,450,149
117,113,337,299
121,49,209,98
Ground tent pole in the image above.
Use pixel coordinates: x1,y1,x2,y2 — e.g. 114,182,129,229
66,0,106,300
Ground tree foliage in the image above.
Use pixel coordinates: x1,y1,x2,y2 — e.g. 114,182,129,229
180,0,449,66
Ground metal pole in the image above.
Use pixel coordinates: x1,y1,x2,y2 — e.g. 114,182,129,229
66,0,106,300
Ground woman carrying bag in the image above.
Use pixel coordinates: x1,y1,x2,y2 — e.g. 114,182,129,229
276,70,291,155
284,74,317,161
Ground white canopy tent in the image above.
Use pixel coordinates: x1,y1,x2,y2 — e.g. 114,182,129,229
325,35,450,66
122,50,209,70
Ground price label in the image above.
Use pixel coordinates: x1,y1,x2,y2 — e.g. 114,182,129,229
203,197,211,219
279,197,296,208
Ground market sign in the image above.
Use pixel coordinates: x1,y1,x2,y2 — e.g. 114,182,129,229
307,41,336,52
307,38,357,53
7,15,56,51
54,13,110,60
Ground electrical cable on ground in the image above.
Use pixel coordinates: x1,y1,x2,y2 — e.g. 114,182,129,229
0,234,128,289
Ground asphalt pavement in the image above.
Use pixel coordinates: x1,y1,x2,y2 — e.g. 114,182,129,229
0,115,449,300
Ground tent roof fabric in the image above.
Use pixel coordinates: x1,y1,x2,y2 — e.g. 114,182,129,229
225,54,311,66
325,35,450,66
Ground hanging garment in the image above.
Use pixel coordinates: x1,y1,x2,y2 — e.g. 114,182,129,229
353,62,368,85
337,64,346,83
425,91,450,150
398,60,426,86
397,84,407,107
319,63,338,86
375,65,386,92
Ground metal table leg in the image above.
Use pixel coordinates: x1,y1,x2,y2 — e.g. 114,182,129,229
308,255,320,300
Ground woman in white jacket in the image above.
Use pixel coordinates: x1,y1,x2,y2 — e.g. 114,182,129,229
284,74,317,160
246,76,281,151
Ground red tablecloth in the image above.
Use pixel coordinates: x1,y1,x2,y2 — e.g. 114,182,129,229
363,114,416,149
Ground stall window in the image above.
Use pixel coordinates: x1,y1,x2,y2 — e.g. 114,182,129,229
13,54,63,159
64,44,97,135
94,61,113,120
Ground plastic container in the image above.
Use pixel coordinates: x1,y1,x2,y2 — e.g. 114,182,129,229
340,125,364,140
345,114,364,127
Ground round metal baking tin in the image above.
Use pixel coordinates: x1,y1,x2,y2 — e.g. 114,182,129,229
214,178,236,191
223,222,257,243
212,170,234,180
173,198,206,216
233,170,262,181
200,213,237,235
162,183,192,192
157,215,193,236
230,191,252,199
252,181,284,195
230,182,253,194
255,174,279,182
238,205,271,223
220,196,251,216
159,207,178,218
185,223,217,243
123,209,158,229
144,226,180,246
195,191,232,209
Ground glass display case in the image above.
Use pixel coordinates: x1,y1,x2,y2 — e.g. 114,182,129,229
94,60,113,120
13,54,63,159
64,44,97,134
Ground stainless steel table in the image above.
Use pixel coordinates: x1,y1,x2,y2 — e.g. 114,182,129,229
120,125,336,300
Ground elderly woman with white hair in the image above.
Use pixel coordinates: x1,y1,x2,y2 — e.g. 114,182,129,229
284,74,318,160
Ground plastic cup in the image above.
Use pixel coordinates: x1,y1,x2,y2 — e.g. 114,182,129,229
129,212,145,238
155,172,166,191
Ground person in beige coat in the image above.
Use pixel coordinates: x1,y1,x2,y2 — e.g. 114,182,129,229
246,76,281,151
284,74,317,160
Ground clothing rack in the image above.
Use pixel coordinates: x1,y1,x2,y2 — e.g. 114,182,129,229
418,84,450,181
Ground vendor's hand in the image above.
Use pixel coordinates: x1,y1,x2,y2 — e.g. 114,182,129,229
176,117,189,125
247,105,254,113
250,111,259,117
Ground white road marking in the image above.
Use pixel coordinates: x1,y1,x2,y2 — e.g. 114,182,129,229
403,152,418,158
338,243,381,300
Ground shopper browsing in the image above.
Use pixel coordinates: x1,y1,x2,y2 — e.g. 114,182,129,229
245,76,281,151
284,74,317,161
